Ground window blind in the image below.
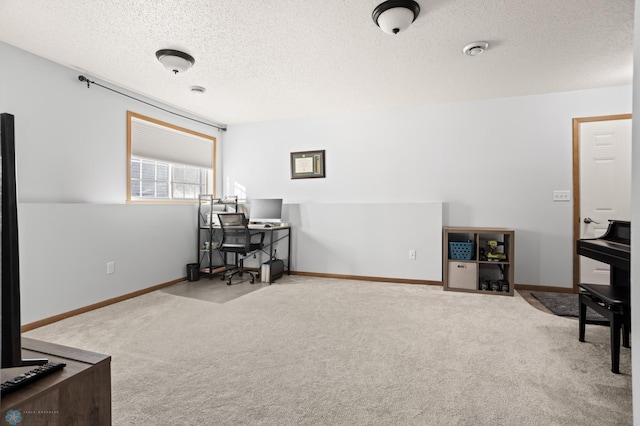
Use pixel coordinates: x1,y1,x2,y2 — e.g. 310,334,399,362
131,117,213,169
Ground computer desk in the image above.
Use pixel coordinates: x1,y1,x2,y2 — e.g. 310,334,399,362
248,223,291,282
204,223,291,282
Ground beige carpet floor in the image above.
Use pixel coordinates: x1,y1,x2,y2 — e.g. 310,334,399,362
25,276,632,425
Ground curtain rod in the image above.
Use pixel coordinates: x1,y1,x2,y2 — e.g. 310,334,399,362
77,75,227,132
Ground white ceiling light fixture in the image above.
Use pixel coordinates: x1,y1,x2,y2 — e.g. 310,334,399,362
155,49,195,74
463,42,489,56
372,0,420,35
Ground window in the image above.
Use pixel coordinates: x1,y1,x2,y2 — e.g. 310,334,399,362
130,158,209,200
130,158,169,199
171,163,208,199
127,111,216,202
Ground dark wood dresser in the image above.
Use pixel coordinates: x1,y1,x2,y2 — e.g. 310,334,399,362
1,337,111,425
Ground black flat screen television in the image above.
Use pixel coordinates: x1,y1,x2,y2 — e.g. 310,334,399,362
1,113,46,368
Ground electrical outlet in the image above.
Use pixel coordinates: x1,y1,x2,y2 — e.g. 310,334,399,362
409,250,416,260
107,261,115,275
553,190,571,201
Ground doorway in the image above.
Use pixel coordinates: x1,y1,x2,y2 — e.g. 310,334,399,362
572,114,632,291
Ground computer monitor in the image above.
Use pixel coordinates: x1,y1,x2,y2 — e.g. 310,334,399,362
249,198,283,224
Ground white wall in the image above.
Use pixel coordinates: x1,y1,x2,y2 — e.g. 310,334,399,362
223,86,632,288
0,41,222,323
0,42,224,203
0,38,633,323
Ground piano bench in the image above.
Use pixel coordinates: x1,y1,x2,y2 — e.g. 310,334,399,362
578,283,631,374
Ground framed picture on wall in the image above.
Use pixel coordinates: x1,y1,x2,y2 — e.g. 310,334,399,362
290,150,325,179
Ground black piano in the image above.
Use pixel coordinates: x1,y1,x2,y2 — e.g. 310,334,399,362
576,219,630,373
576,219,630,288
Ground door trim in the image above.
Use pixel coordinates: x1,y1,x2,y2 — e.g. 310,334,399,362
572,114,632,292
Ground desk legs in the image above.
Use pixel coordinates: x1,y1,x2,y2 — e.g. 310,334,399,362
261,228,291,284
267,229,274,284
286,228,291,275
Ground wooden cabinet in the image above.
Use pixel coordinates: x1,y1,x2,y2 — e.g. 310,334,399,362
443,227,515,296
1,338,111,425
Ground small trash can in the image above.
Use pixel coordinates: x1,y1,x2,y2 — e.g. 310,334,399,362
186,263,200,281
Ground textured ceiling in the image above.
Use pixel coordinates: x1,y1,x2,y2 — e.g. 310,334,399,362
0,0,634,125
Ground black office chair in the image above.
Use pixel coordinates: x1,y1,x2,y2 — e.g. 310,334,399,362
218,213,265,285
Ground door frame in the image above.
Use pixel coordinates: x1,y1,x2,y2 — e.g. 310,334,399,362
572,113,632,292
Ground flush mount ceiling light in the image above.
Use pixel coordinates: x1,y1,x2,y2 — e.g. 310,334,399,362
463,42,489,56
372,0,420,35
155,49,195,74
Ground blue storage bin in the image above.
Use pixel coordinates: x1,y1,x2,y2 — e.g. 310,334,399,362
449,241,474,260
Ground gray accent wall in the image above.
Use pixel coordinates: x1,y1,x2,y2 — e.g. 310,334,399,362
18,203,195,323
284,202,442,281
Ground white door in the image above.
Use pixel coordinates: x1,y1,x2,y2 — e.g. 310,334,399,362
578,117,631,285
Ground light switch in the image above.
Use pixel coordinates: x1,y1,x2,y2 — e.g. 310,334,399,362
553,190,571,201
